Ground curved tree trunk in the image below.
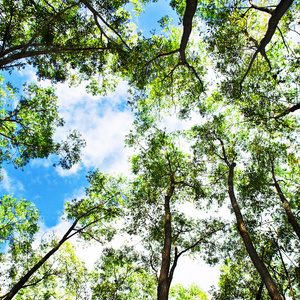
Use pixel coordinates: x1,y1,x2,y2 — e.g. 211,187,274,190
228,163,283,300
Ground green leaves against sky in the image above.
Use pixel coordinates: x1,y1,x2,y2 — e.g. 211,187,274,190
1,0,300,299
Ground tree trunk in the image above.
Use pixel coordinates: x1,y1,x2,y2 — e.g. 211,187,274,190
271,165,300,241
228,163,283,300
157,176,175,300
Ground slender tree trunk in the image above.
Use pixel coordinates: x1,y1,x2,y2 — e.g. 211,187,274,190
157,175,175,300
228,163,283,300
271,165,300,240
4,239,66,300
3,203,106,300
256,281,264,300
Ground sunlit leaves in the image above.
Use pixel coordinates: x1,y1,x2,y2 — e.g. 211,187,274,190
170,283,209,300
91,246,156,299
0,78,85,170
0,195,39,246
64,171,126,243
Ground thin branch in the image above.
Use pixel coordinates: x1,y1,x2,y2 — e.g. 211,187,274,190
186,62,204,91
42,0,58,13
177,225,225,258
213,132,230,165
249,0,274,14
22,272,57,289
80,0,131,50
277,26,292,55
277,245,296,300
91,11,110,42
144,49,179,66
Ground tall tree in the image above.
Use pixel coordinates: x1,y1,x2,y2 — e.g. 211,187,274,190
1,0,300,299
126,128,225,300
1,172,124,300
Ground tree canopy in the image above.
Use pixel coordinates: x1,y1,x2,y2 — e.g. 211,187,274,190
0,0,300,299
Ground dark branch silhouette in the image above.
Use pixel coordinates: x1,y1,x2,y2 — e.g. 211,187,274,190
274,103,300,119
180,0,198,64
240,0,294,86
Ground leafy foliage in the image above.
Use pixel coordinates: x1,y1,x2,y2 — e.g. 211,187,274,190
170,283,209,300
0,74,85,171
91,246,156,299
0,195,39,246
2,0,300,299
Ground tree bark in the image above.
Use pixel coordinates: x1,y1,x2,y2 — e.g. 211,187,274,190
180,0,198,64
228,163,283,300
271,165,300,241
157,175,175,300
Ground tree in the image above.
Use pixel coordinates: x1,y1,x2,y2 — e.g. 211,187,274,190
1,172,124,300
0,74,85,171
122,1,300,299
0,0,136,92
1,0,300,299
3,241,91,300
187,108,300,299
90,246,156,299
125,128,225,300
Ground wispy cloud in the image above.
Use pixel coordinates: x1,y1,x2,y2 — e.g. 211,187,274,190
0,169,24,195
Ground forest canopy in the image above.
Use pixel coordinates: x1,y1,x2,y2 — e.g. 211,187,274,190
0,0,300,299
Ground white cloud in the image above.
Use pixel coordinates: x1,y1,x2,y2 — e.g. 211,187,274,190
0,169,24,195
52,82,134,176
15,68,134,177
171,255,218,295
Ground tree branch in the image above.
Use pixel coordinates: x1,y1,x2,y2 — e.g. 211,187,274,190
145,49,179,67
3,198,117,300
240,0,294,86
79,0,131,50
270,160,300,240
180,0,198,64
274,103,300,119
0,46,110,69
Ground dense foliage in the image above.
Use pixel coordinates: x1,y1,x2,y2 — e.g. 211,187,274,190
0,0,300,299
